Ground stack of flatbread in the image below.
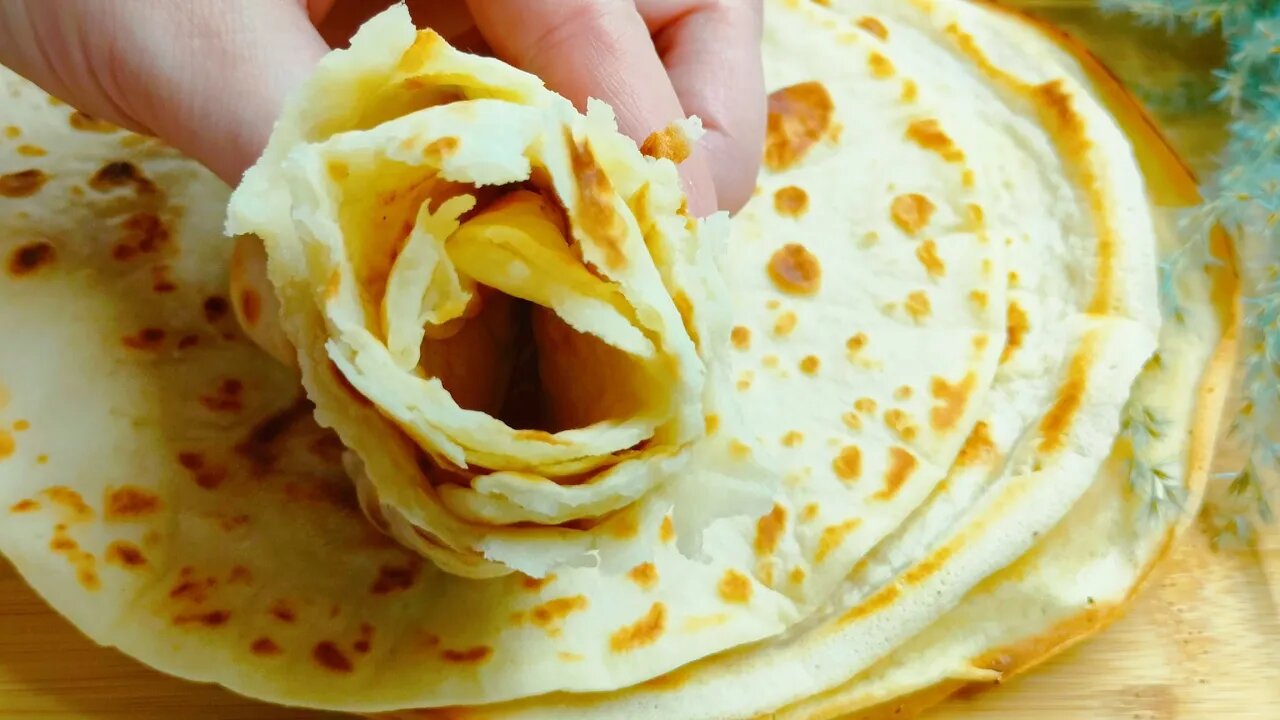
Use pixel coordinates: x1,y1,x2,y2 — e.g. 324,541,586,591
0,1,1235,718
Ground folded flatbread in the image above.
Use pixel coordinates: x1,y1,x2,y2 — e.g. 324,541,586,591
0,0,1234,718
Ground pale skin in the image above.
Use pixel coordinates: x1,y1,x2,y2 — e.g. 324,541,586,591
0,0,765,216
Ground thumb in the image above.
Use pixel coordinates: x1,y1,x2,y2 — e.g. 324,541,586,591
0,0,328,186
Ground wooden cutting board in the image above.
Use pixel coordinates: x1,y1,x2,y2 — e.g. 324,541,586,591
2,492,1277,720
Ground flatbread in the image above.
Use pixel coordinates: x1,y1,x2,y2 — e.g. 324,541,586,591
0,0,1230,718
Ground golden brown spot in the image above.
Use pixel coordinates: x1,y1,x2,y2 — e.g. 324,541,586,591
16,144,46,157
799,355,821,375
840,584,902,624
754,503,787,556
313,642,353,672
628,562,658,590
717,570,753,604
269,601,296,623
672,291,699,348
801,504,820,523
251,637,282,656
7,241,55,281
730,325,751,350
370,562,420,595
781,430,804,448
118,212,169,255
966,203,985,229
855,397,877,414
0,169,45,200
816,519,862,562
326,161,348,181
930,372,975,431
736,373,752,392
962,168,977,188
773,311,798,336
422,137,459,165
729,439,753,459
894,386,913,401
199,379,244,414
857,16,888,39
238,289,262,327
890,194,935,235
765,82,835,172
203,295,230,324
877,447,918,500
177,452,227,490
89,161,155,194
173,610,231,628
768,243,821,296
969,290,989,311
900,80,918,103
640,124,691,163
104,486,161,521
883,409,918,441
39,488,90,522
3,126,18,138
122,327,166,351
916,240,945,278
1002,301,1029,364
973,334,989,351
659,516,676,544
955,421,995,467
833,445,863,482
567,134,627,271
35,454,47,464
105,541,146,569
905,119,964,162
789,567,807,584
1038,340,1093,454
904,291,931,322
610,603,666,653
530,595,589,634
846,333,868,353
9,499,39,513
519,574,556,592
773,185,810,219
69,111,114,133
766,299,781,310
704,413,720,435
868,52,895,79
903,541,959,586
842,412,862,431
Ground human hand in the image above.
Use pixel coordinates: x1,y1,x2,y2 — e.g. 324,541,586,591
0,1,764,215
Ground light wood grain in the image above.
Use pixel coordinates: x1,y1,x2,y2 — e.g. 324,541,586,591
2,507,1276,720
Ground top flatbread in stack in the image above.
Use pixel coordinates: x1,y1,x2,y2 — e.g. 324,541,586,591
0,0,1234,718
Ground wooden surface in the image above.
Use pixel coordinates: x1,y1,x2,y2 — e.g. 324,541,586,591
2,505,1277,720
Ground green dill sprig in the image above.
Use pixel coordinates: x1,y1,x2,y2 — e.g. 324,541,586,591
1121,395,1188,520
1102,0,1280,542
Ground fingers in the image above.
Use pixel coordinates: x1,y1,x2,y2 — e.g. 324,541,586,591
636,0,765,213
0,1,328,187
134,1,330,185
467,0,719,216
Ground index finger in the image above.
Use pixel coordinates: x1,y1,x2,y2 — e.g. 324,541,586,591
466,0,720,216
